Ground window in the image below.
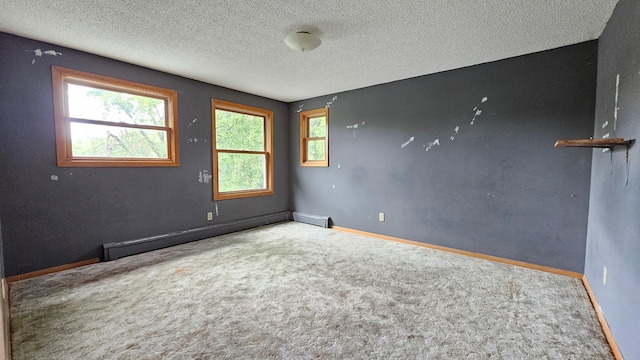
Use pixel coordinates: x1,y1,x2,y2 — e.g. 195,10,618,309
300,108,329,167
212,99,273,200
52,66,179,167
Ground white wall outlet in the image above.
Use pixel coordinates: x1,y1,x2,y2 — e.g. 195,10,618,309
207,212,213,221
379,212,385,222
603,266,607,285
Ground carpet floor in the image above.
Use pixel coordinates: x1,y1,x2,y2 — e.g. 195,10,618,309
10,222,612,359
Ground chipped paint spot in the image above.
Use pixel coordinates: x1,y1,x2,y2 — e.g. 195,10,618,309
401,136,415,148
347,121,365,129
215,203,219,216
296,104,304,113
603,133,610,139
187,118,198,127
198,170,212,184
325,95,338,108
50,175,59,181
470,96,488,125
614,74,620,131
602,121,609,129
450,136,455,141
454,126,460,134
425,139,440,152
29,48,62,64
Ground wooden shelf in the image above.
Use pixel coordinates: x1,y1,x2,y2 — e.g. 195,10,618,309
554,138,634,148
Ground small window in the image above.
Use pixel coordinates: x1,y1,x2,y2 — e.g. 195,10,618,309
212,99,273,200
52,66,179,167
300,108,329,167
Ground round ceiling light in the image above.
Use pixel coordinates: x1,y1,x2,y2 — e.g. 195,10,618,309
284,31,321,52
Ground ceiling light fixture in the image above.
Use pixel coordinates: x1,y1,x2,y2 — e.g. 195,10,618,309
284,31,321,52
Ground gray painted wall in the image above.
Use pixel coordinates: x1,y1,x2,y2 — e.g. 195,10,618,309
585,0,640,358
290,42,598,273
0,32,290,277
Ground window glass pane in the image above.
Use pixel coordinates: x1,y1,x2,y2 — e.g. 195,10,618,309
67,84,165,127
309,117,326,137
70,122,168,158
217,153,266,192
307,139,326,161
215,110,264,151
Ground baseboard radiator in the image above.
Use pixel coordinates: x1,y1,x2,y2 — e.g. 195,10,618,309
103,211,292,261
292,212,330,228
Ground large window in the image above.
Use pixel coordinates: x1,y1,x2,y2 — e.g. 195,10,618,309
212,99,273,200
52,66,179,167
300,108,328,167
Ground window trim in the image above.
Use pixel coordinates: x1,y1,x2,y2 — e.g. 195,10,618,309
211,99,274,201
52,66,179,167
299,108,329,167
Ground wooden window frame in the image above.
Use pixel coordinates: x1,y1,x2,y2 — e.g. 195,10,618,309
51,66,179,167
300,108,329,167
212,99,274,201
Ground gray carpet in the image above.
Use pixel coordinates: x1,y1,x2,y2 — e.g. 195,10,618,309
10,222,612,359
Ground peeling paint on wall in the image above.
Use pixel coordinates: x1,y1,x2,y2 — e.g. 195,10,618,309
424,139,440,151
50,175,58,181
450,126,460,141
346,121,366,138
613,74,620,131
187,118,198,127
325,95,338,108
602,121,609,129
295,104,304,113
470,96,488,125
198,170,212,184
401,136,415,148
215,203,219,216
29,48,62,64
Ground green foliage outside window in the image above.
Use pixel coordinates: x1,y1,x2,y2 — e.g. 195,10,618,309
215,109,267,192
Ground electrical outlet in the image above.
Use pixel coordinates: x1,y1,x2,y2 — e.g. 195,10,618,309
603,266,607,285
379,212,385,222
207,212,213,221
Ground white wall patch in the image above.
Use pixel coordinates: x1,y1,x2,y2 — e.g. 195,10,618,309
602,121,609,129
198,170,213,184
50,175,59,181
470,96,488,125
425,139,440,151
187,118,198,127
29,48,62,64
614,74,620,131
325,95,338,108
401,136,415,148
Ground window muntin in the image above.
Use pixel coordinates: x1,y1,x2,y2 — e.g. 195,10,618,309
52,66,179,167
212,99,273,200
300,108,329,167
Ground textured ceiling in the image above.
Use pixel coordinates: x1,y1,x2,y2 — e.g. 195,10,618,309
0,0,619,102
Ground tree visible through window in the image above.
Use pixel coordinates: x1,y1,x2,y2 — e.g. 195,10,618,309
300,108,328,167
52,66,179,167
212,99,273,200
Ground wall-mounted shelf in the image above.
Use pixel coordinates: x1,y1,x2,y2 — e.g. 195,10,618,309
554,138,634,148
555,137,635,186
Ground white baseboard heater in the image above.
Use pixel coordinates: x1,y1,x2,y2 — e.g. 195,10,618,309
292,212,330,228
103,211,292,261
